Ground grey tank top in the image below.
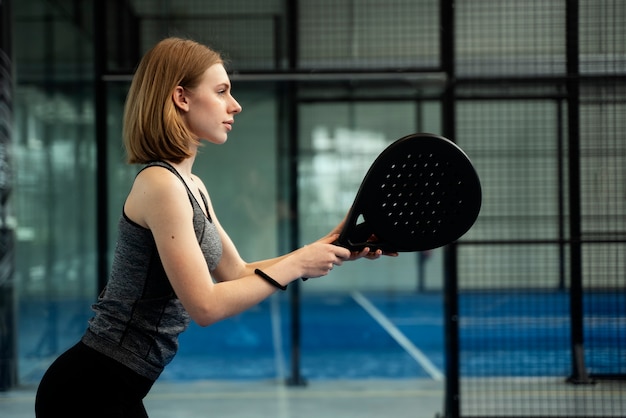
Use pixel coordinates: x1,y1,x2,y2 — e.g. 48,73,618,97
82,161,223,380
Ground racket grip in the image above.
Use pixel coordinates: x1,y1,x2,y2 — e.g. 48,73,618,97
337,240,388,253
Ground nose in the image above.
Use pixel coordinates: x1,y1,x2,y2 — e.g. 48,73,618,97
230,97,242,114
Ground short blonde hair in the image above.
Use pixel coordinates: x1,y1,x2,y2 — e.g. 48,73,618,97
123,37,223,164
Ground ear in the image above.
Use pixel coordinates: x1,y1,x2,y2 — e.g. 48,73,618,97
172,86,189,112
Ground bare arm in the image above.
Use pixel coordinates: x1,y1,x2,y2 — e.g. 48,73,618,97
124,168,352,327
195,176,384,283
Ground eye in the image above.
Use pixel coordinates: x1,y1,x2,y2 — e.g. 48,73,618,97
216,83,231,95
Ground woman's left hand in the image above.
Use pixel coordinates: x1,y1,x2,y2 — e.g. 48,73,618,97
322,216,399,261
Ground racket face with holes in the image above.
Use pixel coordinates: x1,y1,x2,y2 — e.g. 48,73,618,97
336,133,482,252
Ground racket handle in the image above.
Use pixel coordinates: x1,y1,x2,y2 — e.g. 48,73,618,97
336,239,389,253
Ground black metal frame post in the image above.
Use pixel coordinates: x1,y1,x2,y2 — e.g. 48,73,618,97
285,85,307,387
565,0,592,385
441,0,460,416
94,0,109,293
284,0,307,387
0,0,17,392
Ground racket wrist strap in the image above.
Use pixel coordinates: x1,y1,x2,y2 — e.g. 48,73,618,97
254,269,287,291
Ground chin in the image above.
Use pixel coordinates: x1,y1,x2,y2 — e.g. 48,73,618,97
202,136,228,145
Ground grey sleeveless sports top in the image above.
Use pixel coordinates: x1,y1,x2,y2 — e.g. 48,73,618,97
82,161,223,380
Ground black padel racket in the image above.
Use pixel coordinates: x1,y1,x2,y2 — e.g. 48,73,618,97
336,133,481,253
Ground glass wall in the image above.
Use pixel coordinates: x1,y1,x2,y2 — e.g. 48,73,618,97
11,0,448,387
297,100,443,292
12,0,96,382
8,3,623,417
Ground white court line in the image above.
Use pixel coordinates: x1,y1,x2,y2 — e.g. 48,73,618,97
351,290,444,381
270,293,287,380
270,294,290,418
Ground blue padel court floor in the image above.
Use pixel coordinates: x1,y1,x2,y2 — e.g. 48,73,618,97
18,290,625,384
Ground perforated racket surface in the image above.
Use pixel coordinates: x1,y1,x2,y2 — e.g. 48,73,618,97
336,133,481,253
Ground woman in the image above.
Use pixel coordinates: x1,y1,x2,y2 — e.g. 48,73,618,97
35,37,389,417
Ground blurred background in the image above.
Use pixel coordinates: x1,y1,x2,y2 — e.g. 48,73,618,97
0,1,624,417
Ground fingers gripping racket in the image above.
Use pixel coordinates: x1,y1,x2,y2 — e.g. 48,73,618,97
336,133,481,253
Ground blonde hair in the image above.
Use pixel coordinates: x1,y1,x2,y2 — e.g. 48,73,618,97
123,37,223,164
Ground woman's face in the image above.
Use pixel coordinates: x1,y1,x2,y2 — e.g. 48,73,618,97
180,63,242,145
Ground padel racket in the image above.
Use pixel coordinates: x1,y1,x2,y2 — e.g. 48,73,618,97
336,133,481,253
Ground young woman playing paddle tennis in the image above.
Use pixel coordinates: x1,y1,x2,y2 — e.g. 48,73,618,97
35,37,391,418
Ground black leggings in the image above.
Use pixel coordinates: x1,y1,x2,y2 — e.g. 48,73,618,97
35,342,155,418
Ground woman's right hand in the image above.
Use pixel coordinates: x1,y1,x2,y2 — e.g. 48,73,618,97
292,234,351,278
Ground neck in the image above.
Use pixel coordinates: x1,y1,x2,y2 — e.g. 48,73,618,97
166,155,195,178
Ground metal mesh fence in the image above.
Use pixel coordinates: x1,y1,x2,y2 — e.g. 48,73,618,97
453,1,625,416
113,1,626,416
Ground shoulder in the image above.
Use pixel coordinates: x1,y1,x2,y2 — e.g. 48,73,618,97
134,165,189,201
137,164,182,186
125,165,190,228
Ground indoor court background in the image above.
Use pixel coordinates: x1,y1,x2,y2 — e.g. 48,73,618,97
1,1,625,417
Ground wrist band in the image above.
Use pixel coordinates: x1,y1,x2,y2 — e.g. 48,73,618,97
254,269,287,291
